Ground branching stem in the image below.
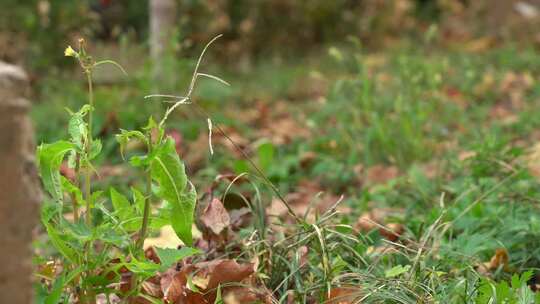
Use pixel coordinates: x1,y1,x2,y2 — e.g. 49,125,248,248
84,70,94,225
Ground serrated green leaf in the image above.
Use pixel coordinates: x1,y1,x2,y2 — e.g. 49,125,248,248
61,176,84,206
385,264,411,278
132,187,146,214
67,105,91,149
155,247,200,271
37,141,76,203
151,138,194,245
110,188,139,231
110,187,130,213
44,274,65,304
40,209,78,264
67,150,77,168
123,256,160,276
89,139,102,160
68,115,85,149
170,187,196,246
116,129,147,159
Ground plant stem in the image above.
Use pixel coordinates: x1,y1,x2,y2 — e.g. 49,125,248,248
82,70,96,304
85,70,94,225
137,139,153,250
72,154,81,222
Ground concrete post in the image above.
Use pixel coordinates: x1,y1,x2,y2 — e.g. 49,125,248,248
149,0,178,83
0,62,41,303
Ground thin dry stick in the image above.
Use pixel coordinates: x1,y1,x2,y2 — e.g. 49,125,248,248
189,102,301,222
145,34,300,222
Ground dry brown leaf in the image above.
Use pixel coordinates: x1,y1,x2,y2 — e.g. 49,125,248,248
489,105,518,125
96,293,121,304
464,37,496,52
141,281,163,298
223,287,272,304
267,180,342,224
525,142,540,178
355,208,404,241
458,150,476,161
160,267,191,303
200,259,255,291
365,165,399,184
258,117,310,145
200,198,230,235
366,245,400,255
488,248,510,271
192,274,210,290
477,248,511,275
379,223,404,242
299,151,318,169
159,259,256,304
326,286,363,304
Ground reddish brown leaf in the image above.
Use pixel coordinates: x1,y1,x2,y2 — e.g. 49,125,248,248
160,267,192,303
355,208,404,241
223,286,272,304
326,286,363,304
379,223,404,242
200,198,230,235
365,165,399,184
198,259,255,291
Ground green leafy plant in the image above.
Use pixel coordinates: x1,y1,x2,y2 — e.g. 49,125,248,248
476,271,540,303
35,38,226,303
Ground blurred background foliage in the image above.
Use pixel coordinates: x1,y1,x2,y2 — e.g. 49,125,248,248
3,0,540,76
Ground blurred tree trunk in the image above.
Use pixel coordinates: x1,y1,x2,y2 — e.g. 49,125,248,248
149,0,177,83
0,62,40,303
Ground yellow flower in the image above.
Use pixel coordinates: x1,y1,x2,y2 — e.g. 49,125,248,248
64,45,77,57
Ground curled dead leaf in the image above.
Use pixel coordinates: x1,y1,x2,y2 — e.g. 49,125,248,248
159,259,256,303
200,198,230,235
326,286,363,304
379,222,404,242
488,248,510,271
355,208,404,241
477,248,511,275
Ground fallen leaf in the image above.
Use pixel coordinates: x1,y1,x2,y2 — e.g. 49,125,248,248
223,287,272,304
192,273,210,290
159,259,256,303
488,248,510,271
200,259,255,292
364,165,400,184
141,281,163,298
355,208,404,241
326,286,362,304
458,150,476,161
144,225,183,250
160,266,191,303
96,293,121,304
379,222,404,242
200,198,230,235
477,248,511,275
525,142,540,178
267,180,343,224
